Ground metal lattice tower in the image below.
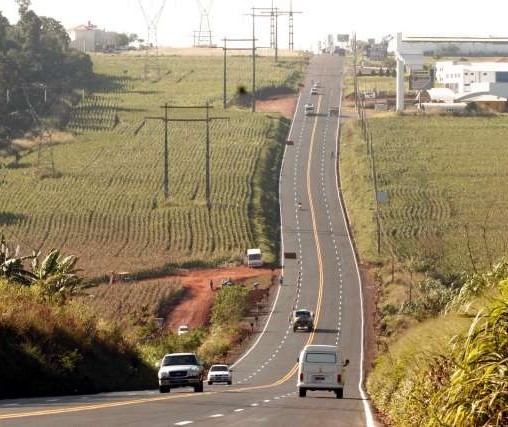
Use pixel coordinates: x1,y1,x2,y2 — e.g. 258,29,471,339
138,0,167,79
22,85,55,178
194,0,214,47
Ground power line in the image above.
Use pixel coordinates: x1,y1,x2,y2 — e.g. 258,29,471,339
221,38,257,110
138,0,167,80
144,103,229,209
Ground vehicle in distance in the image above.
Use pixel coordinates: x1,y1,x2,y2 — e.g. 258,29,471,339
297,344,349,399
177,324,189,335
207,364,233,385
292,308,314,332
310,87,318,95
158,352,204,393
246,248,263,267
304,103,315,115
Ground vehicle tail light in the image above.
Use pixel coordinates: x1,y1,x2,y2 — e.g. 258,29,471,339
337,374,342,383
299,373,304,381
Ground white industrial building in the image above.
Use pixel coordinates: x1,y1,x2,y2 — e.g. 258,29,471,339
68,21,117,52
435,61,508,96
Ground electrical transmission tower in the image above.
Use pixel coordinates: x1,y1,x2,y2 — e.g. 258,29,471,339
22,85,55,178
138,0,167,79
194,0,214,47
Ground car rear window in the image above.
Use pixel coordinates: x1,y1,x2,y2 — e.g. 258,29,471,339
305,352,337,364
210,365,228,371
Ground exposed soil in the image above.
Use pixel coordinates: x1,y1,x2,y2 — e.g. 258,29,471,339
256,94,299,119
158,266,278,332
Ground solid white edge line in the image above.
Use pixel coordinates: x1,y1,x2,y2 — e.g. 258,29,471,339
333,62,376,427
231,92,303,369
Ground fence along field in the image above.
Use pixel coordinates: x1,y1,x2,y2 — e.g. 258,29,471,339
341,115,508,274
0,54,307,278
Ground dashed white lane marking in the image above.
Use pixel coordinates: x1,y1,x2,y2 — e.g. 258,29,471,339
210,414,224,418
263,399,271,403
46,399,59,402
250,403,259,407
175,421,194,426
2,403,20,407
234,408,245,413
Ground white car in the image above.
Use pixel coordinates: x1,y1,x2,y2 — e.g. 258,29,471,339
207,364,232,385
304,103,315,115
177,325,189,336
310,87,318,95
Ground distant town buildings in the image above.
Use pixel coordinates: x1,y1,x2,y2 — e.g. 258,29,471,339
68,21,118,52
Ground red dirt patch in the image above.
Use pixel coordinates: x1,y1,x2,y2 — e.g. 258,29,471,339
256,94,298,119
160,266,279,332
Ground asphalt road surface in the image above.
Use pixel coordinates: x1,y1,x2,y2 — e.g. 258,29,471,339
0,54,377,427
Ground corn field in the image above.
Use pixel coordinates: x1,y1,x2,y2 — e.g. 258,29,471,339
0,54,306,277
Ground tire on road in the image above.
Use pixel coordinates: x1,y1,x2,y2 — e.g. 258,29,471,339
159,386,170,393
194,382,204,392
299,388,306,397
335,388,344,399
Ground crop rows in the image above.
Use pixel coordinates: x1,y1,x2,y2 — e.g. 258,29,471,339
368,115,508,272
0,54,303,277
68,95,119,131
78,280,183,326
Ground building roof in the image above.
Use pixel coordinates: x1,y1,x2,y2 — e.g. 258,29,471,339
437,61,508,72
402,35,508,44
455,93,507,102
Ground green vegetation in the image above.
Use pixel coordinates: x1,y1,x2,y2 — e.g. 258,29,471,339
340,75,508,424
366,264,508,426
0,278,155,398
0,52,306,278
341,115,508,273
0,1,93,143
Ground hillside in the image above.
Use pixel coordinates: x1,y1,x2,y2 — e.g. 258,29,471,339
339,64,508,425
0,53,308,278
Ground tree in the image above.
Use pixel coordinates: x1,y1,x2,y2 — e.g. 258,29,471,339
31,249,82,304
0,235,35,285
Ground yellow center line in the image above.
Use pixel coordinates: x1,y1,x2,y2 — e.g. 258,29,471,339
0,89,327,422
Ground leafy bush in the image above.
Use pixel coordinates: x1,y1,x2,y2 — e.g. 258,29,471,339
0,280,155,398
211,286,250,326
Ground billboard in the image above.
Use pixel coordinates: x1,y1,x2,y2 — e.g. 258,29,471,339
337,34,349,42
410,70,433,90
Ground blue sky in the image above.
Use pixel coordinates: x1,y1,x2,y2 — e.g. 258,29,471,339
1,0,507,51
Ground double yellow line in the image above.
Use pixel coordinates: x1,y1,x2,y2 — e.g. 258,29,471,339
0,95,327,421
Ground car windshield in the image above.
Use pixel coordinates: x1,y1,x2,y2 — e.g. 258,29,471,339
249,254,261,260
210,365,228,372
296,310,311,317
162,354,198,366
305,352,337,364
179,326,189,331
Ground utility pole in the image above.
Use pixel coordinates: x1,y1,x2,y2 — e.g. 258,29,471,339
251,8,256,113
144,104,228,208
222,38,255,109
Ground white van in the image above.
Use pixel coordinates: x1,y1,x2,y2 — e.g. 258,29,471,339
246,248,263,268
297,344,349,398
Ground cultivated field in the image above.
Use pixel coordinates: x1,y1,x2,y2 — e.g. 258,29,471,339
0,53,307,278
341,114,508,274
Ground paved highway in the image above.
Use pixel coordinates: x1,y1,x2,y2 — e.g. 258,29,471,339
0,54,376,426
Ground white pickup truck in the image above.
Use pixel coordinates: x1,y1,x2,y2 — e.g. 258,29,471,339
157,352,204,393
